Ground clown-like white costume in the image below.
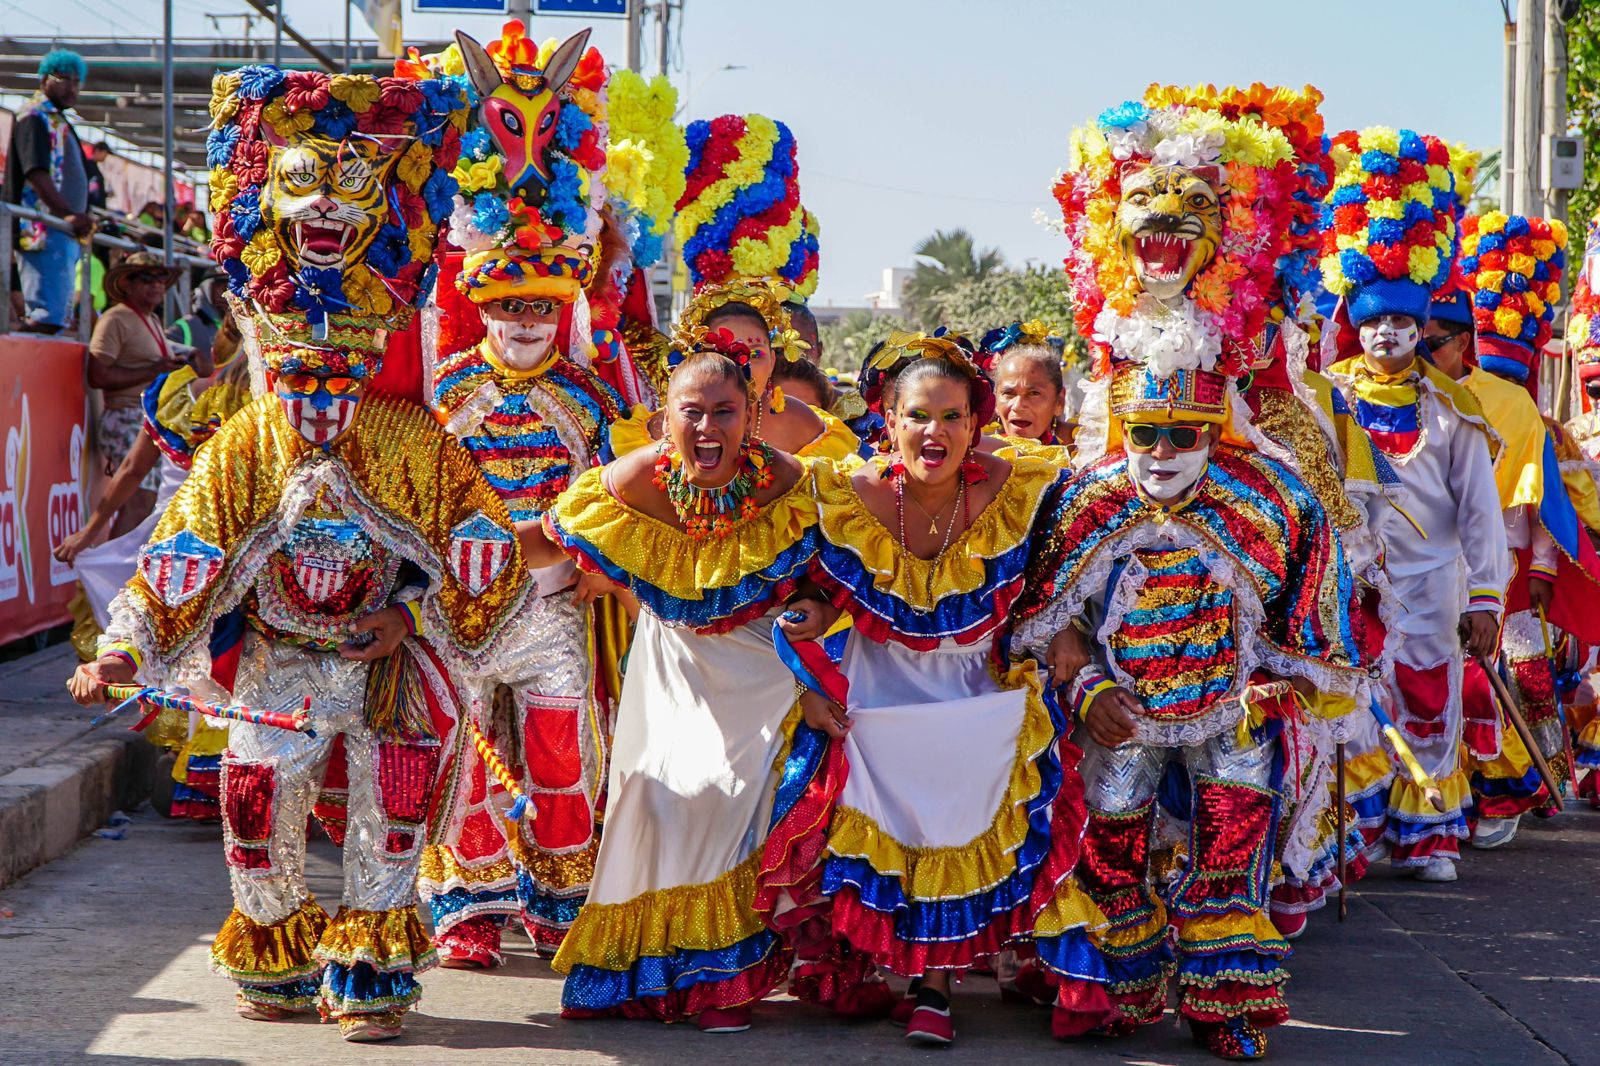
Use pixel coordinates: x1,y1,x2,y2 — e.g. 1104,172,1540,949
1320,129,1509,879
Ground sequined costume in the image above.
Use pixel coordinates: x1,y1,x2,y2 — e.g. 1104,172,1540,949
424,336,621,958
758,454,1116,1035
543,462,819,1022
1016,447,1365,1030
101,393,534,1018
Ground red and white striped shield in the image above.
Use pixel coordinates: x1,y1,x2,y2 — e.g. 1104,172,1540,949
139,531,226,608
449,512,514,596
293,552,351,604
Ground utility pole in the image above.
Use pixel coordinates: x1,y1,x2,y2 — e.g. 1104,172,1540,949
162,0,175,275
625,1,642,72
1515,0,1545,217
344,0,352,72
1502,1,1518,211
1544,3,1574,417
655,0,671,77
273,0,284,67
508,0,531,21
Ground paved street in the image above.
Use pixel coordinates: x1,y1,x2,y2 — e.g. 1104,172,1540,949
2,801,1597,1065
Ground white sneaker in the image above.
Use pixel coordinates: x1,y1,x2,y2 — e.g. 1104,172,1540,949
1471,815,1521,850
1413,856,1458,883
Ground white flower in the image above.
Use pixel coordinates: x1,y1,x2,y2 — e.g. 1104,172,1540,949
1106,123,1149,161
447,197,497,253
1096,294,1221,378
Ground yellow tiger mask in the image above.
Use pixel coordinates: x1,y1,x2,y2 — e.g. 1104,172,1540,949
261,137,399,273
1114,163,1222,301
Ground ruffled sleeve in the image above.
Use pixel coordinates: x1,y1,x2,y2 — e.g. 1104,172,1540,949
810,455,1065,649
603,404,658,462
141,367,200,468
545,463,820,634
798,406,864,465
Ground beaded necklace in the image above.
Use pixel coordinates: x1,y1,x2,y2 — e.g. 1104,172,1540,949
894,466,969,610
653,439,777,540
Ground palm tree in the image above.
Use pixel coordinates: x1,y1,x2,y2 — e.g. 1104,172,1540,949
902,229,1005,329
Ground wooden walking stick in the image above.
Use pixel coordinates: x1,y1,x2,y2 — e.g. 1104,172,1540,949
1335,741,1348,922
1479,654,1564,814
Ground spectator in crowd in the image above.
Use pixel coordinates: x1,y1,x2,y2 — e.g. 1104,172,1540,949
84,140,109,211
88,250,186,536
179,207,209,245
165,271,225,374
3,49,94,333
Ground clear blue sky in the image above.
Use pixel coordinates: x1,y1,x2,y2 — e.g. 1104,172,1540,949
9,0,1509,306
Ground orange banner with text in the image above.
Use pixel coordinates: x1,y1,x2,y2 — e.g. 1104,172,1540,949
0,337,88,644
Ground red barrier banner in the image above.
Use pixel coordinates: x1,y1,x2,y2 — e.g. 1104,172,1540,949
0,337,88,644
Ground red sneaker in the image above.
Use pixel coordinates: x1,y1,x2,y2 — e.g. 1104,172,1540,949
889,994,917,1025
696,1006,751,1034
905,1003,955,1046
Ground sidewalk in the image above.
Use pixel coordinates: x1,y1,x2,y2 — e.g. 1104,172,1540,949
0,642,161,887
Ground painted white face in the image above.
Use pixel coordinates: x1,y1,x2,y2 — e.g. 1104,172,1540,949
274,375,363,446
1127,445,1211,501
485,314,559,371
1358,314,1420,364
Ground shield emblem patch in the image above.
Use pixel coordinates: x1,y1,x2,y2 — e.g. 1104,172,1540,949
293,552,351,604
140,531,225,608
450,512,514,595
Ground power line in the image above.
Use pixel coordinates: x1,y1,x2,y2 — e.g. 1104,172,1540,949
61,0,140,39
0,0,66,35
809,169,1045,208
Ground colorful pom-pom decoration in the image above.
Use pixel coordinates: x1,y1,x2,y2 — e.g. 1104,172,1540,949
1460,211,1567,387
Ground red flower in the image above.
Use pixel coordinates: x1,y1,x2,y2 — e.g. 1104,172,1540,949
232,139,268,187
570,47,606,93
281,70,330,113
1397,158,1426,185
376,77,424,115
1370,243,1409,278
249,261,294,311
1426,139,1450,166
1333,204,1366,235
1365,174,1402,201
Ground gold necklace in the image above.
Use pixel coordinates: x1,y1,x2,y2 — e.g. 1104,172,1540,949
903,482,959,535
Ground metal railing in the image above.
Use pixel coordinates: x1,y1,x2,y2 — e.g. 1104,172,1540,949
1,201,214,341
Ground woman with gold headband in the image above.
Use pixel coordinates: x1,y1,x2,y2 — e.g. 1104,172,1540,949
759,332,1112,1048
525,326,825,1032
977,320,1074,466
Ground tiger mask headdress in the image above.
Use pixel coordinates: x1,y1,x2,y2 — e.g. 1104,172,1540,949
1114,162,1222,301
260,136,400,274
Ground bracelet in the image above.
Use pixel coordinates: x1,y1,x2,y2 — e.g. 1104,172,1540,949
1068,664,1117,723
102,643,140,672
394,600,424,638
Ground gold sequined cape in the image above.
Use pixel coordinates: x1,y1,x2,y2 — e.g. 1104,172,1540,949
122,393,529,667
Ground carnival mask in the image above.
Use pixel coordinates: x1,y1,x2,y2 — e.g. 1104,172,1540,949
262,137,400,273
1115,163,1221,301
275,373,365,446
456,27,590,202
1125,422,1214,502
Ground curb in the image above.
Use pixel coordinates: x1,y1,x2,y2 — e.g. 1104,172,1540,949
0,731,161,889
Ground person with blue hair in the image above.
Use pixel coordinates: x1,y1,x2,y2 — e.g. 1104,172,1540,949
3,49,94,332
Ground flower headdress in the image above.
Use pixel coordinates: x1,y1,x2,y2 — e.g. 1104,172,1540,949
674,114,819,298
667,324,757,379
1318,127,1456,326
869,330,996,443
976,319,1057,374
1567,209,1600,404
438,21,608,309
605,70,688,271
206,65,469,376
674,276,809,361
1055,83,1328,432
1460,211,1568,391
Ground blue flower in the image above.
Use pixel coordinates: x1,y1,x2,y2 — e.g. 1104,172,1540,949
1097,100,1149,131
1368,218,1405,245
236,65,285,101
459,127,491,162
1532,260,1550,282
230,190,262,242
1397,130,1428,162
553,100,593,152
222,257,251,294
1505,215,1531,239
292,266,347,325
422,168,458,223
413,261,439,308
1504,271,1530,294
412,107,445,148
544,159,586,235
1341,248,1378,285
206,126,239,169
1359,149,1398,176
1329,185,1367,207
471,192,509,236
366,223,411,276
313,101,357,140
1475,289,1502,309
417,78,463,119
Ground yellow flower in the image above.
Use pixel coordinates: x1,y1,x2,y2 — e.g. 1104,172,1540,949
264,100,314,138
455,155,502,194
1477,212,1507,234
1527,292,1546,318
396,140,434,194
1507,253,1536,277
1403,182,1434,206
1335,232,1368,253
209,72,242,126
1551,219,1569,247
343,266,394,317
1425,164,1452,191
408,221,436,264
1494,306,1524,337
437,42,466,77
1361,127,1400,156
241,231,281,276
329,74,382,113
1476,269,1506,293
1320,254,1347,295
1530,239,1556,261
1407,245,1440,283
1367,198,1403,221
209,167,239,209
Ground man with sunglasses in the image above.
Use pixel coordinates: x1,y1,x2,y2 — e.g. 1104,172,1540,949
1017,360,1364,1059
423,236,624,968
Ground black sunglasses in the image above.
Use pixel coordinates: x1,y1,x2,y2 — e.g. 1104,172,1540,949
1125,423,1208,453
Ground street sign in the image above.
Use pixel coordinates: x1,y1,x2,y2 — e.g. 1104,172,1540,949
412,0,508,13
535,0,629,16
